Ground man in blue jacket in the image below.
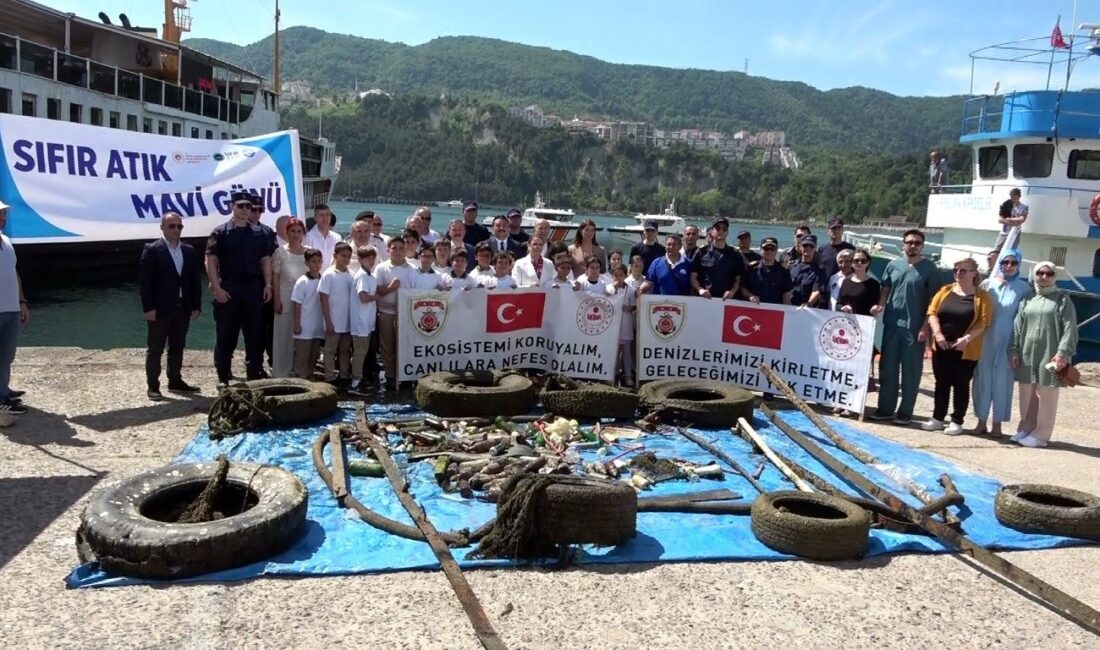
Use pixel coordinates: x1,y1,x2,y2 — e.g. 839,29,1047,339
140,212,203,400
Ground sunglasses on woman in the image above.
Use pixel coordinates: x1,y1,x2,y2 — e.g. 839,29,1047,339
1035,270,1055,277
853,259,869,265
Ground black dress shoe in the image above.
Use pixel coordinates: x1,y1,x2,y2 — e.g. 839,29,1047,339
167,381,201,393
148,389,165,401
8,389,25,399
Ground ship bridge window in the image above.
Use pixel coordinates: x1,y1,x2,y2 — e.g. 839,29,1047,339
978,145,1008,180
1068,150,1100,180
0,88,10,113
1013,144,1053,178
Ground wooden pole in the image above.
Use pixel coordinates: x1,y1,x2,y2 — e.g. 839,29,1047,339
273,0,281,95
735,418,813,492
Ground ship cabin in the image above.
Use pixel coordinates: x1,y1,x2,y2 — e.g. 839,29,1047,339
925,90,1100,286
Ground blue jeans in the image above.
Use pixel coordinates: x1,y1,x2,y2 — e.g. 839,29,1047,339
876,325,925,419
0,311,21,400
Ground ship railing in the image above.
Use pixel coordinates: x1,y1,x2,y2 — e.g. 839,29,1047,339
961,91,1100,137
847,229,1097,328
0,30,253,126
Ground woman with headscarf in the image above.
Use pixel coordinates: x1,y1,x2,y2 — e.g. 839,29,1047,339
1009,261,1078,448
971,248,1032,437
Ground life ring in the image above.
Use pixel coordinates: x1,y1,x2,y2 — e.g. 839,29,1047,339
1089,193,1100,226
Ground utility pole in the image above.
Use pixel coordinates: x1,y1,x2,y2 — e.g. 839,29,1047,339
273,0,281,94
744,58,748,75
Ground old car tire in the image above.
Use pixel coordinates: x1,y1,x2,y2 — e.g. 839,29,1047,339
238,378,339,425
640,379,755,428
540,385,640,420
995,484,1100,540
76,461,308,579
532,476,637,546
750,490,870,560
415,370,535,417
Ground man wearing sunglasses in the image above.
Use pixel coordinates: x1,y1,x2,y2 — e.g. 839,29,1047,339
140,212,202,400
870,228,943,425
205,191,275,387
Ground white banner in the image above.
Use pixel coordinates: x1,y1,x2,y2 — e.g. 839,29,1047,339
637,296,876,411
0,113,304,243
398,287,623,381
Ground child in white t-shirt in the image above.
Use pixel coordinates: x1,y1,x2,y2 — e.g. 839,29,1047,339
349,246,378,395
608,264,637,385
545,257,579,289
479,252,517,290
579,255,610,296
441,249,479,290
412,244,444,289
291,249,325,378
319,242,355,382
469,244,494,283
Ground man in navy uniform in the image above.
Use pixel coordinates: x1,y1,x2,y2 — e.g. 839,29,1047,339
741,237,792,305
506,208,530,245
690,216,744,299
205,191,275,387
140,212,202,400
249,192,277,376
630,220,666,272
461,201,491,245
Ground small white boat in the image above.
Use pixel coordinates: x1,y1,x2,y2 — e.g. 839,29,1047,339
436,199,465,208
605,201,687,237
483,191,578,242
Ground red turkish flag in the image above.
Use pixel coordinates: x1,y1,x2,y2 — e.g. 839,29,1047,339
485,292,546,333
1051,19,1068,49
721,305,785,350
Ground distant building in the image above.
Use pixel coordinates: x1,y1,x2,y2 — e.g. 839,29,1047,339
281,80,313,103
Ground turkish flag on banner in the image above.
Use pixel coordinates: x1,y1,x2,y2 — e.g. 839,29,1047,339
486,292,546,333
721,304,785,350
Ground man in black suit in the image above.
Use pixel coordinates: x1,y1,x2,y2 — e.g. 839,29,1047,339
140,212,202,400
485,214,526,259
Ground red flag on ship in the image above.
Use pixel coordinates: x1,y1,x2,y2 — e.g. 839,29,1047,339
1051,18,1069,49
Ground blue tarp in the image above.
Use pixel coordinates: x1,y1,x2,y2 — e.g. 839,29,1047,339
66,404,1089,588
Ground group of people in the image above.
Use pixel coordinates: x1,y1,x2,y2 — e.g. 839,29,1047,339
135,193,1079,448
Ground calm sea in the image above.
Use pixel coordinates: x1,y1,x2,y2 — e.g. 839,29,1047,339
19,201,936,349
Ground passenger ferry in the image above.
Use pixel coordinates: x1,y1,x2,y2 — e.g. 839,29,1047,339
850,31,1100,361
0,0,338,276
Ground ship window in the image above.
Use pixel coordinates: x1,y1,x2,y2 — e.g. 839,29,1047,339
191,126,199,139
1068,150,1100,180
172,122,181,137
46,98,59,120
143,118,152,133
157,120,168,135
0,88,10,113
90,108,103,126
21,93,37,117
109,111,120,129
978,146,1007,179
1013,143,1053,178
205,130,213,140
1049,246,1067,267
126,114,138,131
69,103,83,123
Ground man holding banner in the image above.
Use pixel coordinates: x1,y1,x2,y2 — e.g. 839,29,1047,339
205,191,275,387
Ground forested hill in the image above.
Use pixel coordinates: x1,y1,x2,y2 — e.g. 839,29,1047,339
186,27,964,153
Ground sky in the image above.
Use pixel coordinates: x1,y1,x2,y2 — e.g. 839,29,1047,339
42,0,1100,96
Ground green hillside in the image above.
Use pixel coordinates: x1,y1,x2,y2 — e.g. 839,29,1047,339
186,27,964,153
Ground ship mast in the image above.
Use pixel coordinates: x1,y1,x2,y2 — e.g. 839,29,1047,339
162,0,193,84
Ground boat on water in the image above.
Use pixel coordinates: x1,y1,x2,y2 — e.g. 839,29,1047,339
0,0,338,279
605,200,688,238
482,191,578,242
436,199,464,208
849,29,1100,362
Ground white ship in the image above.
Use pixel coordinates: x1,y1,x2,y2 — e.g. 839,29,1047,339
606,200,688,238
0,0,337,274
483,191,578,242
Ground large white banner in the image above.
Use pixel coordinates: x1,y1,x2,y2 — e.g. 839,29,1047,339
398,288,623,381
0,113,304,243
637,296,876,411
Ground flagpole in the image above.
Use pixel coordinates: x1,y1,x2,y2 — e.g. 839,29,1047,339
1066,0,1079,90
1047,15,1059,91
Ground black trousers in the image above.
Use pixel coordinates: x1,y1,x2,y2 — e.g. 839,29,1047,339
213,279,265,382
146,307,191,390
931,348,977,424
362,330,380,384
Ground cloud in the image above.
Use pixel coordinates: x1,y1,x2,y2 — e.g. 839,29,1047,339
766,2,927,65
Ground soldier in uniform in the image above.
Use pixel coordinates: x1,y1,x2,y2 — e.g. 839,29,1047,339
205,190,276,386
249,192,278,376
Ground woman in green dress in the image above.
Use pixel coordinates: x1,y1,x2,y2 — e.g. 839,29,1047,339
1009,261,1078,448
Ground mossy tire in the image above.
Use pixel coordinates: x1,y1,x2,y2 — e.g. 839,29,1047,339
640,379,755,428
540,386,640,420
750,490,870,561
530,476,637,546
237,378,339,426
995,484,1100,540
76,461,309,579
415,370,536,418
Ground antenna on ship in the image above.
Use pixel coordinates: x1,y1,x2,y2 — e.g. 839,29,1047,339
274,0,282,95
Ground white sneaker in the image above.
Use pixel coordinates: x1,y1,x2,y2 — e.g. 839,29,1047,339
1010,430,1029,442
943,422,964,436
920,418,946,431
1016,435,1047,448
